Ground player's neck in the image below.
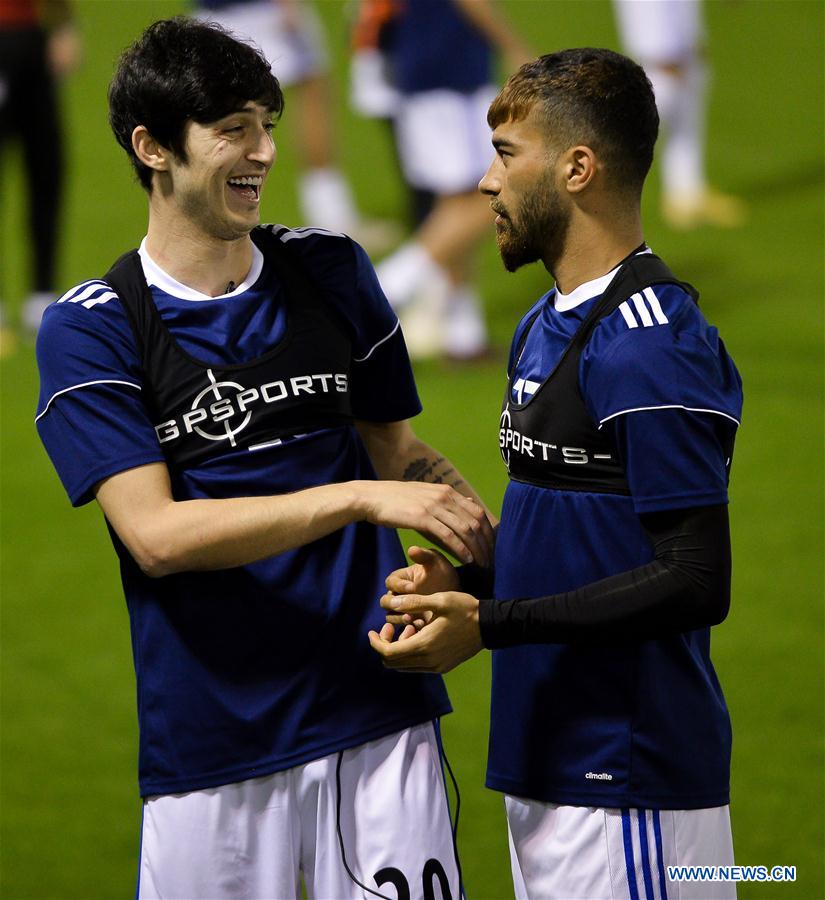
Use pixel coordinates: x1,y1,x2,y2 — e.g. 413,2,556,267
549,208,644,295
144,216,254,298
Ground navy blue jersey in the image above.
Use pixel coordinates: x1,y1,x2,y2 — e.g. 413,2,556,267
387,0,492,94
36,226,450,797
488,257,742,808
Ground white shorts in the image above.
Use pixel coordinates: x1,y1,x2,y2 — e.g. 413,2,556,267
613,0,704,65
394,85,497,195
137,723,459,899
506,796,735,900
197,0,327,86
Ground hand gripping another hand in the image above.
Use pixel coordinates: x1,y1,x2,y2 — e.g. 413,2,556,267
368,546,484,674
360,482,494,567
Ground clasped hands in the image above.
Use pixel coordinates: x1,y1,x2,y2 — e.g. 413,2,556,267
368,546,484,674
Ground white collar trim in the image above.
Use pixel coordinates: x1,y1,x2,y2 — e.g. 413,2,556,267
137,238,264,301
553,247,652,312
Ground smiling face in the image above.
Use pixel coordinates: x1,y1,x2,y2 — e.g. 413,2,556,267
164,101,276,242
479,104,571,274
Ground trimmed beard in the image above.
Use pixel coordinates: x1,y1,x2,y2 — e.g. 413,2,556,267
496,176,570,274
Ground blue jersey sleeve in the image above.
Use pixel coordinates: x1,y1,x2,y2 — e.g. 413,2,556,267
605,408,735,513
583,308,742,427
348,243,421,422
35,291,164,506
285,229,421,422
583,310,743,514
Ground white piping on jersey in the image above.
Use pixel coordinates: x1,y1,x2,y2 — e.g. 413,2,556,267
598,404,741,428
57,281,114,307
80,291,119,309
35,379,142,423
631,293,655,327
248,438,283,452
642,286,669,324
249,433,309,452
618,301,639,329
353,319,401,363
278,226,346,242
619,289,671,330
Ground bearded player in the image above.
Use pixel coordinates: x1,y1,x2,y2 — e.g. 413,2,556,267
372,49,743,899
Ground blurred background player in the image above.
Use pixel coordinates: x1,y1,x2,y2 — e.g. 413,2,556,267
613,0,746,229
0,0,81,350
354,0,531,360
195,0,398,251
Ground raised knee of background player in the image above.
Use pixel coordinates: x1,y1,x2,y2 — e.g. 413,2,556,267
365,0,531,360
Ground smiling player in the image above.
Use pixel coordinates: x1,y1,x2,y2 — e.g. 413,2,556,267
34,17,493,899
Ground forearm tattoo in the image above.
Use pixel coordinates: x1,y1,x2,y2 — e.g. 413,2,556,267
402,455,466,492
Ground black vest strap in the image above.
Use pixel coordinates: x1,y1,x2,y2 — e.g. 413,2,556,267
104,226,354,472
500,253,697,495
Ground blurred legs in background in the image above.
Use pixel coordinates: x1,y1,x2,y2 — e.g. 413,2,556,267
351,0,531,361
374,86,495,361
613,0,746,230
195,0,399,253
0,8,78,347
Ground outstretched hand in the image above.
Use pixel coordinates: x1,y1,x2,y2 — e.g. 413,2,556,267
368,590,483,674
361,482,494,566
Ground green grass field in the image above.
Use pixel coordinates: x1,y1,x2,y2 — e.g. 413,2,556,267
1,1,823,897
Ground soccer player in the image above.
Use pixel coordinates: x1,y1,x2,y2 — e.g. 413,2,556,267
371,0,531,360
0,0,82,340
371,49,743,899
613,0,746,230
35,18,493,899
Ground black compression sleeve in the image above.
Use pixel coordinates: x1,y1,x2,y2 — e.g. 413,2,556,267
478,504,731,647
456,562,495,598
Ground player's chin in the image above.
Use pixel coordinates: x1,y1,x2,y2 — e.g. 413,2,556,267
219,212,260,240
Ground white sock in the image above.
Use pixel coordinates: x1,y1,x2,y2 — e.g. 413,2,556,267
444,285,487,357
298,167,360,232
375,243,451,311
648,63,707,198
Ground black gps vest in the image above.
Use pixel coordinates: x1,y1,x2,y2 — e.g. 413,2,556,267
500,252,699,495
104,226,354,472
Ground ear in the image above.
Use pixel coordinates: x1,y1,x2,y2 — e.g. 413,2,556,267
132,125,171,174
561,145,597,194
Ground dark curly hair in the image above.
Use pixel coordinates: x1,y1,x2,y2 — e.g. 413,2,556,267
108,17,284,191
489,48,659,195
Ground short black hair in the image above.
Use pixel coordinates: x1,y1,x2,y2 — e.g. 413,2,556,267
489,48,659,194
108,17,284,191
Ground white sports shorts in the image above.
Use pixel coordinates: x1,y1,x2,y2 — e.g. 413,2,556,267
506,796,735,900
394,85,498,195
137,722,459,899
197,0,327,86
613,0,704,66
